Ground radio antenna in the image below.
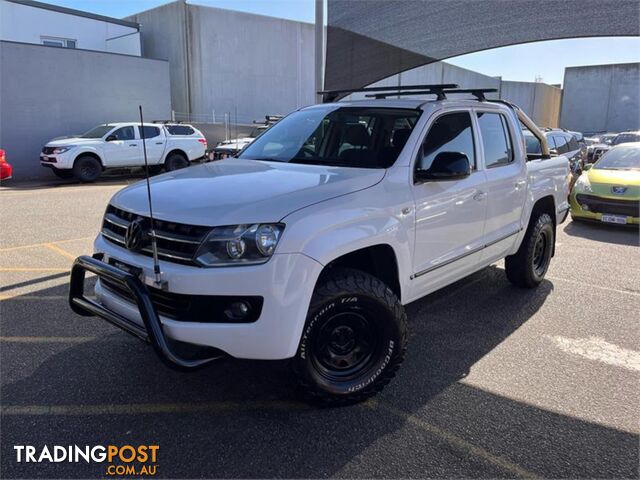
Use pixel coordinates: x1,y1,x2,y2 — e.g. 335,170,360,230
138,105,163,288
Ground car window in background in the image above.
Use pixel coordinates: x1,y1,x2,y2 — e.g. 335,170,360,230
166,125,195,135
238,107,422,168
81,125,113,138
524,133,542,155
477,112,513,167
568,136,579,151
112,126,135,141
595,145,640,170
613,133,640,145
419,112,475,170
551,135,569,154
140,126,160,139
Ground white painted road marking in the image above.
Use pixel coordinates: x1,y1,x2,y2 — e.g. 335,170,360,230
546,335,640,372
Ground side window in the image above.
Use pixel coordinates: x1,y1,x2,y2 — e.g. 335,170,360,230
477,112,513,168
418,112,475,171
111,126,135,141
568,137,579,151
553,135,569,154
166,125,195,135
140,126,160,139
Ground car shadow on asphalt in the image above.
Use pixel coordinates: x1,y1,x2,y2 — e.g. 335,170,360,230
564,219,639,246
1,266,638,478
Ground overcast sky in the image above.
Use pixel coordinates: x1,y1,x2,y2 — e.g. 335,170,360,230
42,0,640,86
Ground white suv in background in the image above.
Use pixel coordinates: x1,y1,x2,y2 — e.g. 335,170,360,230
41,123,207,182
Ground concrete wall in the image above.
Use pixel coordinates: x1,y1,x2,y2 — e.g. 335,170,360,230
0,41,170,179
560,63,640,134
501,81,562,128
0,0,141,55
127,1,315,124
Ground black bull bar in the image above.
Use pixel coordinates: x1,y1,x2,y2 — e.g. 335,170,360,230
69,254,223,369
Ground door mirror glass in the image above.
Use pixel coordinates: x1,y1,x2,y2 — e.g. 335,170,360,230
549,148,558,156
105,135,117,142
416,151,471,182
583,163,593,171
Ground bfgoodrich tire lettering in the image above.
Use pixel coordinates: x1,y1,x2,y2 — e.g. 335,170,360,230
291,268,407,406
505,212,554,288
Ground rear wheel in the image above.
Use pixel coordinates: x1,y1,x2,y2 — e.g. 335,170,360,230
72,156,101,182
51,168,74,179
164,152,189,171
291,268,407,406
505,212,554,288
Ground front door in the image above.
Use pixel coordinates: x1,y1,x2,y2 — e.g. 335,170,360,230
102,126,141,166
138,125,165,164
410,111,488,297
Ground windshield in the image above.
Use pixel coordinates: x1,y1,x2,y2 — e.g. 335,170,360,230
238,107,422,168
613,133,640,145
81,125,114,139
594,145,640,170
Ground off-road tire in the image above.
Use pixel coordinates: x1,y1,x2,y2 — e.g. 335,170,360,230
51,168,74,179
505,212,554,288
147,165,164,175
291,268,407,406
164,152,189,171
72,156,101,182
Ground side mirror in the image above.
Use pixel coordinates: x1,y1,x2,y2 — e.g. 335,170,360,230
416,152,471,182
105,135,117,142
549,149,558,156
583,163,593,171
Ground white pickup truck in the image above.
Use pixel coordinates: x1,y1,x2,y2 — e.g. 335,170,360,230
69,88,570,405
41,123,207,182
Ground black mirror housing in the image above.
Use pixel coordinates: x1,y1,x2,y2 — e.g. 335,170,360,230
105,135,117,142
416,151,471,182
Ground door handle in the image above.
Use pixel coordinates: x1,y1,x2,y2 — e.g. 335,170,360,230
155,142,164,145
473,191,487,201
129,144,138,147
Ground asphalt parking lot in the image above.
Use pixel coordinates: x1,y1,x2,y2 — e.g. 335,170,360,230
1,179,639,479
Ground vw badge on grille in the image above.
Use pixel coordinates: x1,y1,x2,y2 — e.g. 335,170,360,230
124,218,146,251
611,186,627,195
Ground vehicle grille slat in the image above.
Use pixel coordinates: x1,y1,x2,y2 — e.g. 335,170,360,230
100,205,210,266
576,194,639,217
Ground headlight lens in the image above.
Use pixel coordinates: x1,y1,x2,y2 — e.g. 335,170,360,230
52,146,74,154
574,175,593,193
194,223,284,267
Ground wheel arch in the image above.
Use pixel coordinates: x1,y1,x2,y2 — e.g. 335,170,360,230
528,195,557,255
318,244,402,299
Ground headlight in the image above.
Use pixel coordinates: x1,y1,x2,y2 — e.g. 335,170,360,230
574,175,593,193
52,146,74,154
194,223,284,267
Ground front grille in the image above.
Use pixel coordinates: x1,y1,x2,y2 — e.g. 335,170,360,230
101,205,211,265
42,147,56,154
575,194,639,217
101,279,262,323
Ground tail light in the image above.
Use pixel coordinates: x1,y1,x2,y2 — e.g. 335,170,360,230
0,149,5,163
198,138,207,147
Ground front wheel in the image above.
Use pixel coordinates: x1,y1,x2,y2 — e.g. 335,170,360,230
72,156,102,182
505,212,554,288
291,268,407,406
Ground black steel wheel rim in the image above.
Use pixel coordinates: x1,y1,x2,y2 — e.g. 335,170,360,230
532,230,549,276
310,309,381,381
81,162,97,179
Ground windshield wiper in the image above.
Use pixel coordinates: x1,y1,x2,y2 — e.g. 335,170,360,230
288,157,347,167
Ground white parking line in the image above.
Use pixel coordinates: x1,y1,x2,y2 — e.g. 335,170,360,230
545,335,640,372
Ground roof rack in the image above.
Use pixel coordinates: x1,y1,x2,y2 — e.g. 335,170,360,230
318,84,459,102
253,115,284,125
365,88,498,101
152,120,184,124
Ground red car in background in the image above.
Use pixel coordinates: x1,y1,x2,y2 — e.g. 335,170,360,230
0,149,13,180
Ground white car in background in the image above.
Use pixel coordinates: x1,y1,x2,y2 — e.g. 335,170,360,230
41,123,207,182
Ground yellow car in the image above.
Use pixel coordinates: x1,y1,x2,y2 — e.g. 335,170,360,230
570,142,640,226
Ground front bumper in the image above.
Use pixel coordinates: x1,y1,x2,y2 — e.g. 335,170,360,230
570,193,640,225
79,235,323,361
40,152,73,169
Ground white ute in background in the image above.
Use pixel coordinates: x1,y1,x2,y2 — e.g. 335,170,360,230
69,87,571,405
41,123,207,182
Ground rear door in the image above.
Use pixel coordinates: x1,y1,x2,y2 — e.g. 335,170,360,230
475,109,527,260
410,110,488,294
138,126,165,164
102,126,141,166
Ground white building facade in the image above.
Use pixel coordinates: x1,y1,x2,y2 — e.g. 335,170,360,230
0,0,141,55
